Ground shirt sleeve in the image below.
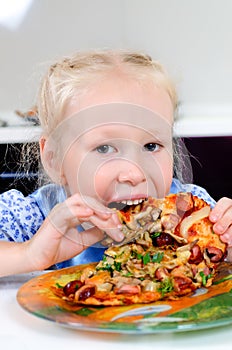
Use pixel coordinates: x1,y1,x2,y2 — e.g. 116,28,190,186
29,183,66,218
0,184,82,270
0,189,45,242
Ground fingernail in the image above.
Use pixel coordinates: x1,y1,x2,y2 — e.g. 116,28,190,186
215,224,224,233
118,232,125,240
100,211,112,219
112,213,120,225
84,208,94,215
210,214,218,222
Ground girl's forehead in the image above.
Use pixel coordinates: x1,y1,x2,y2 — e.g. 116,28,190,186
49,103,173,148
64,75,174,123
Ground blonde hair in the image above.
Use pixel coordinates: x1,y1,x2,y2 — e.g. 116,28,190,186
21,50,192,189
37,49,178,135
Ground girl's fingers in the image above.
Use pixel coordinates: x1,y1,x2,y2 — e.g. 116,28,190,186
210,197,232,223
29,224,104,269
47,202,94,234
73,226,105,249
212,206,232,234
78,196,113,219
90,215,124,242
209,197,232,236
66,194,114,220
46,193,123,245
55,226,105,256
219,226,232,247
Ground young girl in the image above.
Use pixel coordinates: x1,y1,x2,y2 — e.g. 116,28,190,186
0,50,231,277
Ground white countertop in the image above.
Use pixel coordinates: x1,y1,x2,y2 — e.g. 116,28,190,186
0,125,41,144
0,112,232,143
1,272,232,350
174,115,232,137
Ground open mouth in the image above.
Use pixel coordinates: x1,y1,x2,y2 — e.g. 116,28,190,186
108,198,146,211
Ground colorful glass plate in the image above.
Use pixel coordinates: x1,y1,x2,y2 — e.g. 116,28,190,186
17,263,232,334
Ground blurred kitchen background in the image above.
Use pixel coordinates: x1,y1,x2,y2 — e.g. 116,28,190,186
0,0,232,200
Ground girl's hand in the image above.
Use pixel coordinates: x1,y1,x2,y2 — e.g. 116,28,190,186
209,197,232,246
24,193,124,271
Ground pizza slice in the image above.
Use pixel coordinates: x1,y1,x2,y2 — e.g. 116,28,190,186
52,192,227,306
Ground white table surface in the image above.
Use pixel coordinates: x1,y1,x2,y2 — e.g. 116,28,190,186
1,272,232,350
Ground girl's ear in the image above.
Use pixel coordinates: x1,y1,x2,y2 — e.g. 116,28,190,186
39,136,67,185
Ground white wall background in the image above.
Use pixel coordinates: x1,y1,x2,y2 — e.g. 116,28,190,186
1,0,232,120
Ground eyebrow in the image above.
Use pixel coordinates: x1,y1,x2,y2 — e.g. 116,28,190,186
79,123,173,147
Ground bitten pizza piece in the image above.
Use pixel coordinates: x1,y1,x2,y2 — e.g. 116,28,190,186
52,192,227,306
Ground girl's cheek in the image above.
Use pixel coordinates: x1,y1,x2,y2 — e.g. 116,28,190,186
151,154,173,196
163,156,173,188
93,165,114,201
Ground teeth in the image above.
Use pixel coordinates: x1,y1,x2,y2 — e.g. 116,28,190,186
108,198,146,209
120,198,144,205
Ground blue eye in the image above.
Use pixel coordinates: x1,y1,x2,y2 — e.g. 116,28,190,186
143,143,160,152
95,145,115,154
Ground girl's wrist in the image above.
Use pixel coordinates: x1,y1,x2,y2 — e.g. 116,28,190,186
23,239,49,273
0,241,42,277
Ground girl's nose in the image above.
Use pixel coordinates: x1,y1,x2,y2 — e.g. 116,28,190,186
117,165,146,186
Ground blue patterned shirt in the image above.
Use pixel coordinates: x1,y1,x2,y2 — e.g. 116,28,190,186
0,179,216,268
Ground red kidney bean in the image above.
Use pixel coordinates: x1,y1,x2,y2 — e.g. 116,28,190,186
63,280,83,296
189,244,203,264
206,247,224,262
78,285,96,301
154,232,174,247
